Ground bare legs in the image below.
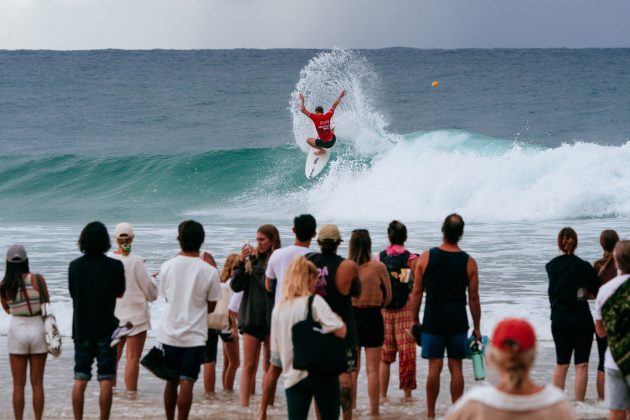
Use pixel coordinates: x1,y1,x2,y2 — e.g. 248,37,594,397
447,359,464,403
426,358,443,419
339,371,354,420
258,364,282,420
72,378,113,420
203,361,217,394
425,358,463,418
597,370,605,400
9,353,47,420
204,335,240,394
222,338,240,391
352,347,382,415
379,361,391,399
574,363,588,401
306,138,326,156
240,334,269,407
164,379,195,420
553,363,588,401
115,332,147,392
552,363,570,390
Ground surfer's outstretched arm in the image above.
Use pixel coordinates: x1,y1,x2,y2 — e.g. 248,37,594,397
330,89,346,111
299,93,310,116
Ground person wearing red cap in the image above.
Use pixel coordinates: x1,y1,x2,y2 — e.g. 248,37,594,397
446,318,576,420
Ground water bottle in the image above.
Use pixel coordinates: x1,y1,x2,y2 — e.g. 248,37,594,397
471,342,485,381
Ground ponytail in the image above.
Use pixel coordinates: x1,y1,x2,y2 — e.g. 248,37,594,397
557,227,578,255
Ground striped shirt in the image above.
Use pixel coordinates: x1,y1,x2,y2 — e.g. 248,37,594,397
8,274,41,317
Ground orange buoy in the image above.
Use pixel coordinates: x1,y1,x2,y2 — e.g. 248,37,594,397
432,80,440,88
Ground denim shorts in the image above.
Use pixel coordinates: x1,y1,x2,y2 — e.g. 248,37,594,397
605,368,630,411
74,337,117,381
420,332,468,359
163,344,205,382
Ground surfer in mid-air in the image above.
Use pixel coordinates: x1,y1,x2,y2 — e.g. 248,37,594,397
299,90,346,155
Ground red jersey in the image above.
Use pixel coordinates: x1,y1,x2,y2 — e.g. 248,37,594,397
308,110,335,142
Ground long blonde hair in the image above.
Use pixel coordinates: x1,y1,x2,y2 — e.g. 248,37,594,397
221,254,240,283
487,344,536,392
280,256,318,305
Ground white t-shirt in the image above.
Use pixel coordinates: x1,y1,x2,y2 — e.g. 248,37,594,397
228,278,244,313
270,294,344,389
157,255,222,347
594,273,630,371
265,245,310,303
110,252,158,327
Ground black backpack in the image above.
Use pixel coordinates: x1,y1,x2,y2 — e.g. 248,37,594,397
380,250,412,310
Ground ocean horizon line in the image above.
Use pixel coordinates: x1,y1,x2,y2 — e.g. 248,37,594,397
2,46,630,53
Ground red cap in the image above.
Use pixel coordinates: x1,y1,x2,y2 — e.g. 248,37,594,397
491,318,536,352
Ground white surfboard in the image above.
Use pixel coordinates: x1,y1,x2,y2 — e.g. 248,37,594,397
305,149,331,179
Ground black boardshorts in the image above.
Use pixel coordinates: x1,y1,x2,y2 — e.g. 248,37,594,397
314,135,336,149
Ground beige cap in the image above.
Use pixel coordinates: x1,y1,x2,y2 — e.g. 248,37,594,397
6,244,27,263
114,222,134,238
318,224,342,242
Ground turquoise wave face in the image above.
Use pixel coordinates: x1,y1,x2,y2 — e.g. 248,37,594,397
2,130,629,224
0,146,309,222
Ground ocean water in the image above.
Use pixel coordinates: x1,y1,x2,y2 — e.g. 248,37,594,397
1,48,629,417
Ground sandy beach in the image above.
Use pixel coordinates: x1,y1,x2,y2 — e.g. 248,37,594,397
0,334,609,419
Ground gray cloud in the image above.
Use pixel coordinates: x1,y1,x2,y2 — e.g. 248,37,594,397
1,0,629,49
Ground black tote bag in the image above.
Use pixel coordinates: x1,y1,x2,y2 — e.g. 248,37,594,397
292,295,347,377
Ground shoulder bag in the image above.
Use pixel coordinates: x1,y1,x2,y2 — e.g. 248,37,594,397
292,295,347,377
34,274,62,357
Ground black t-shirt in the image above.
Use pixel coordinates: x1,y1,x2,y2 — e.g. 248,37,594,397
546,254,599,312
68,254,125,341
307,252,358,347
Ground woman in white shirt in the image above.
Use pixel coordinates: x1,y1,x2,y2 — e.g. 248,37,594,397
110,223,158,392
203,253,241,394
270,256,347,420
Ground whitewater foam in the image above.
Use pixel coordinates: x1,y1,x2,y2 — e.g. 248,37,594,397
297,131,630,222
290,48,397,155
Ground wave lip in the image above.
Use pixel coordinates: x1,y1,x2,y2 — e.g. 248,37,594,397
301,131,630,223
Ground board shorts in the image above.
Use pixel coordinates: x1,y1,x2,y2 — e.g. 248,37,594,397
204,329,237,363
163,344,205,382
354,307,384,348
315,135,336,149
420,332,468,359
8,315,48,355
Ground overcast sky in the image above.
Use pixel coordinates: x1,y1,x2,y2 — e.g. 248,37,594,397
2,0,630,50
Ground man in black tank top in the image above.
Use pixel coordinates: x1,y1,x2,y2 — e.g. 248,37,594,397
307,224,360,420
409,214,482,419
